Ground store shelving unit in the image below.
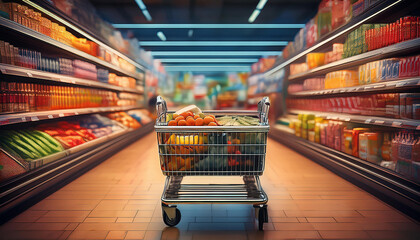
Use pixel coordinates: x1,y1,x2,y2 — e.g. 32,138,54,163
288,110,420,130
0,63,144,94
254,0,420,220
0,0,155,222
289,77,420,96
288,38,420,81
0,17,140,79
264,0,409,77
0,105,141,126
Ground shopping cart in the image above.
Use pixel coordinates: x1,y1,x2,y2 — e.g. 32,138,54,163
155,96,270,230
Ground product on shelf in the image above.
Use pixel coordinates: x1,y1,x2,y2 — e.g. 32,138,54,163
79,114,125,138
251,57,277,74
286,92,420,120
307,53,325,69
107,112,141,129
325,70,358,89
216,116,259,126
290,63,309,75
343,16,420,58
324,43,344,64
0,81,127,113
287,115,419,182
37,121,96,148
0,129,64,161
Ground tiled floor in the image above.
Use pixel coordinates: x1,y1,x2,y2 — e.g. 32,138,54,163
0,133,419,240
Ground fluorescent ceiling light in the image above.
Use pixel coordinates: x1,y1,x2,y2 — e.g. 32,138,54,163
142,10,152,21
248,9,261,23
256,0,268,10
164,66,251,72
157,31,166,41
159,59,259,63
151,51,282,56
135,0,146,10
165,65,251,68
139,41,287,46
112,24,305,29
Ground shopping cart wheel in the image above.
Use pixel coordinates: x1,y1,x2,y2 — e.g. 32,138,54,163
162,206,181,227
255,205,268,231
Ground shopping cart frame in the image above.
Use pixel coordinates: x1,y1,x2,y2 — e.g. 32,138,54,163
155,96,270,230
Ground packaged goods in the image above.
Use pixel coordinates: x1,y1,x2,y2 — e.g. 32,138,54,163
306,53,325,69
366,132,381,163
359,133,369,160
331,0,351,30
317,0,333,37
290,63,309,75
325,70,358,89
342,128,353,155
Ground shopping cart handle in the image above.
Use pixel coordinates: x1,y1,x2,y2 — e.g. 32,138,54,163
156,96,167,124
258,97,270,125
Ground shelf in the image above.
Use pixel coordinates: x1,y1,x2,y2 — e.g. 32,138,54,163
0,17,140,80
289,77,420,97
288,110,420,130
264,0,407,76
0,105,142,126
269,127,420,221
0,64,143,94
24,0,152,72
288,38,420,81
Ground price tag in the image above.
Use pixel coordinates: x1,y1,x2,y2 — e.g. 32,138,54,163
374,84,385,89
392,121,402,127
30,116,39,121
344,118,351,121
71,80,76,84
386,82,396,87
375,120,385,124
47,115,53,119
59,113,64,117
365,119,372,124
21,117,27,122
75,112,79,115
26,72,33,77
396,82,406,87
364,86,372,90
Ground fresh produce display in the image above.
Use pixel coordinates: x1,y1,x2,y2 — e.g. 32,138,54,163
128,109,153,125
37,121,96,149
166,105,219,127
216,116,260,126
0,129,64,161
107,112,141,128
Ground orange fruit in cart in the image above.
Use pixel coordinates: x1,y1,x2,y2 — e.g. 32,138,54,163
186,118,195,126
208,122,217,126
195,118,204,126
173,113,179,119
168,120,177,126
178,120,187,126
175,116,185,123
203,116,214,125
180,112,190,119
194,115,200,120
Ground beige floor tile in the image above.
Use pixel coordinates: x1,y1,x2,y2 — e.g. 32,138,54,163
319,230,371,239
67,230,109,239
106,230,127,239
84,218,117,223
124,230,146,239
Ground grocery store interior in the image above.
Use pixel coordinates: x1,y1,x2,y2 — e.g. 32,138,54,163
0,0,420,239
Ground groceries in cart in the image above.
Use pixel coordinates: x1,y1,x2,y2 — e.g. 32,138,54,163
159,105,266,173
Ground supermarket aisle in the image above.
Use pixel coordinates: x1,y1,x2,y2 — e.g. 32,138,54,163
0,133,419,240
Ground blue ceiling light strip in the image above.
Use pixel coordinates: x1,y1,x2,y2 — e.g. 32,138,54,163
249,0,268,23
151,51,283,56
134,0,152,21
139,41,288,46
157,31,167,41
165,66,251,72
112,24,305,29
159,59,259,63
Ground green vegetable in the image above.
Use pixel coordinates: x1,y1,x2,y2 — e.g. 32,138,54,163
29,130,62,152
19,130,54,154
0,138,35,160
32,130,64,151
11,130,49,157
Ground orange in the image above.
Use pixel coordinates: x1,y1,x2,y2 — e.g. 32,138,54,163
186,118,195,126
168,120,177,126
195,118,204,126
175,116,185,123
203,116,214,125
208,122,217,126
186,116,193,121
194,115,200,120
173,113,179,119
178,120,187,126
180,112,189,119
208,115,216,121
188,111,194,117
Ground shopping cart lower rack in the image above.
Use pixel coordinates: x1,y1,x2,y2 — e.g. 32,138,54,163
155,96,270,230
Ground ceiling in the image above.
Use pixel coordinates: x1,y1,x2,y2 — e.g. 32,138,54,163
89,0,321,72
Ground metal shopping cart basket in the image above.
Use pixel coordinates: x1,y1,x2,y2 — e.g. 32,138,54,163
155,96,270,230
